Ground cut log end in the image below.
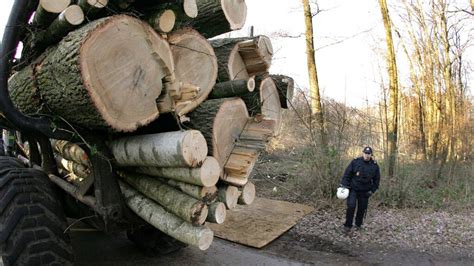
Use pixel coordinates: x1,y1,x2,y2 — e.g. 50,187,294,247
198,228,214,250
207,202,226,224
61,5,85,26
194,204,209,225
200,156,220,187
221,0,247,30
84,0,108,8
248,77,256,92
157,9,176,33
183,0,198,18
182,130,209,167
219,185,239,209
40,0,71,13
238,181,255,205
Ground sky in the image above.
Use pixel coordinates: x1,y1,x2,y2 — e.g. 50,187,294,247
1,0,472,107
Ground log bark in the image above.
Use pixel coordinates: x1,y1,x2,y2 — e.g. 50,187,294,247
238,181,255,205
120,172,208,225
185,0,247,38
163,178,218,203
10,15,174,132
270,74,294,109
186,98,249,174
211,35,273,77
51,139,90,167
8,66,44,115
109,130,208,168
168,28,218,116
208,78,255,99
136,156,220,187
33,0,71,28
211,39,249,81
34,5,85,50
146,9,176,33
120,182,214,250
206,202,226,224
78,0,108,17
241,76,282,135
217,185,239,209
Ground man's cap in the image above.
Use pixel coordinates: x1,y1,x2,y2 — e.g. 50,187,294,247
363,146,373,154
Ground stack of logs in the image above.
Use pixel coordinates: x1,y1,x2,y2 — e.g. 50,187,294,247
9,0,295,251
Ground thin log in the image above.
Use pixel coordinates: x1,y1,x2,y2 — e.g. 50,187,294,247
186,98,249,174
238,181,255,205
186,0,247,38
78,0,108,17
163,178,218,204
109,130,207,168
211,35,273,77
34,5,85,52
33,0,71,28
51,139,90,167
270,74,294,109
217,185,239,209
146,9,176,33
120,182,214,250
168,28,218,116
241,76,282,135
10,15,174,132
55,154,90,178
120,172,208,225
208,78,255,99
136,156,220,187
206,202,226,224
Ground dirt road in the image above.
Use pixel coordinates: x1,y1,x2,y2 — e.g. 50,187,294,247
72,229,473,265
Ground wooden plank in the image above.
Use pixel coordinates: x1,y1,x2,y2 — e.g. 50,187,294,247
207,198,314,248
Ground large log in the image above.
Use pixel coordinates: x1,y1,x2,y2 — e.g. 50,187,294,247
185,0,247,38
241,76,282,135
120,182,214,250
136,156,220,187
33,0,71,28
168,29,218,116
211,39,249,81
217,185,239,209
211,35,273,77
9,15,174,132
120,173,208,225
8,66,44,115
186,98,249,175
163,178,218,204
51,139,90,167
270,75,294,109
238,181,255,205
206,202,226,224
208,78,255,99
109,130,208,168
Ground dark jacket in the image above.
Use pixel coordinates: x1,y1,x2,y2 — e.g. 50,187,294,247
340,157,380,192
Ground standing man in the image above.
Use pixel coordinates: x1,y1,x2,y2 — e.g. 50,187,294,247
340,146,380,233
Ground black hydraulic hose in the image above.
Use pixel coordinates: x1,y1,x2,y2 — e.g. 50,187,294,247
0,0,73,140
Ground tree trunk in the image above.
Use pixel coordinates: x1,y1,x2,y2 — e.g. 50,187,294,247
51,139,90,167
217,185,239,209
208,78,255,99
240,76,282,135
77,0,108,17
34,5,85,51
378,0,399,178
7,65,44,115
238,181,255,205
109,130,208,167
270,74,294,109
10,15,174,132
210,39,249,81
168,28,218,116
146,9,176,33
163,178,218,203
120,172,208,225
185,0,247,38
136,156,220,187
120,182,214,250
186,98,249,174
206,202,226,224
33,0,71,28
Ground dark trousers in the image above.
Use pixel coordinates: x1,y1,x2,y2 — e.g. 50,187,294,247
344,190,369,227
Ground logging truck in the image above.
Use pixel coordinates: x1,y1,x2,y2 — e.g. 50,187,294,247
0,0,295,264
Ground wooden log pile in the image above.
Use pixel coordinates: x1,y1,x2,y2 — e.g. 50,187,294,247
9,0,296,251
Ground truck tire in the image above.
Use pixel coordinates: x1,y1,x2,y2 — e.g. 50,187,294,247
127,224,187,256
0,158,74,265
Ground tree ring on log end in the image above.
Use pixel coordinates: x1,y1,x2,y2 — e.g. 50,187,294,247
181,130,208,167
40,0,70,13
228,45,249,80
62,5,84,25
198,228,214,250
183,0,198,18
200,157,220,187
221,0,247,30
260,77,282,135
158,10,176,33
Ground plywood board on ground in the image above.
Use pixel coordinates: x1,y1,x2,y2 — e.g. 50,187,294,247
207,197,314,248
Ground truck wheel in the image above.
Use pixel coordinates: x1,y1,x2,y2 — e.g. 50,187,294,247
127,224,187,256
0,159,74,265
